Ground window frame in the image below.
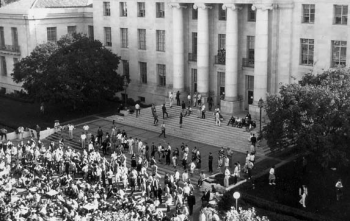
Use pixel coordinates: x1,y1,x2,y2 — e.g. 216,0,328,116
334,5,348,25
11,27,18,47
104,27,112,47
218,34,226,50
218,4,226,21
139,62,147,84
103,2,111,16
158,64,166,86
122,60,129,76
138,2,146,17
156,2,165,18
332,40,347,67
192,4,198,20
247,36,255,61
67,26,77,35
138,29,146,50
120,2,127,17
0,56,7,76
156,30,165,52
247,4,256,22
88,26,94,39
300,38,314,66
0,27,4,47
302,4,315,24
121,28,128,48
47,27,57,42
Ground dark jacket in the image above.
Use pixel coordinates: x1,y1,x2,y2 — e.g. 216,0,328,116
187,194,196,206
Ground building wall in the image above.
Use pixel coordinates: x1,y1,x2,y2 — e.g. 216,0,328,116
0,7,92,93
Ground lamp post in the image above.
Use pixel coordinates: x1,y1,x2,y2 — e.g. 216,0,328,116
123,75,129,109
258,98,264,137
233,192,240,210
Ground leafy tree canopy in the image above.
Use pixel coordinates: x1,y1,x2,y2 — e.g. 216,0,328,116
12,33,123,109
264,68,350,168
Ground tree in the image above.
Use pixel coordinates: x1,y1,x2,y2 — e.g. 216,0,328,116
264,68,350,168
12,33,123,109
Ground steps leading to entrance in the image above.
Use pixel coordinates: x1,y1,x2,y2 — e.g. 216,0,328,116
106,104,270,156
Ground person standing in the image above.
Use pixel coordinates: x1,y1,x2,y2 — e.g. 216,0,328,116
179,112,183,128
187,191,196,216
208,152,213,173
181,101,186,114
135,102,141,117
153,112,159,126
68,124,74,140
336,179,343,201
207,95,213,111
215,111,221,126
187,94,191,106
193,92,197,107
299,185,308,208
97,126,103,145
269,165,276,185
159,122,166,138
81,132,87,149
176,91,180,106
197,93,202,106
201,104,206,119
162,104,169,119
251,134,257,147
36,125,41,140
224,167,231,187
169,92,174,108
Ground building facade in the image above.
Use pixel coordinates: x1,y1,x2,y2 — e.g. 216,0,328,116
0,0,93,92
92,0,350,117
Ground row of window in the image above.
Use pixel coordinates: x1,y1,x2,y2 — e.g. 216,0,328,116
103,2,257,22
303,4,348,25
103,2,165,18
0,56,18,76
46,26,94,42
124,61,166,86
0,27,18,47
105,28,165,51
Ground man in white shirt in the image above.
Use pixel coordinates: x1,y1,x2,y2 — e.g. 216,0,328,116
68,124,74,139
201,104,206,119
81,132,87,149
135,103,141,117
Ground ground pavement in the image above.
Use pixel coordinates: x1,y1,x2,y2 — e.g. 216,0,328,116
6,115,283,221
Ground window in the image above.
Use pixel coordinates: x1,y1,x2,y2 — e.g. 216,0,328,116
218,4,226,20
334,5,348,25
218,72,225,97
218,34,226,50
192,32,197,54
88,26,94,39
67,26,76,35
156,30,165,52
11,27,18,47
138,96,146,102
47,27,57,42
120,28,128,48
300,39,314,66
332,41,347,67
0,56,7,76
103,2,111,16
192,4,198,20
247,36,255,61
104,27,112,46
120,2,127,17
192,69,197,93
122,60,129,76
158,64,166,86
302,4,315,23
156,2,165,18
138,29,146,50
248,4,256,21
138,2,146,17
140,62,147,83
0,27,4,47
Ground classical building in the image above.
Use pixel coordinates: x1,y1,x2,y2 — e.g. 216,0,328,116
92,0,349,117
0,0,93,92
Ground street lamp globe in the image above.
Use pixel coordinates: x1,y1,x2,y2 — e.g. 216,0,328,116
233,192,240,200
258,98,264,108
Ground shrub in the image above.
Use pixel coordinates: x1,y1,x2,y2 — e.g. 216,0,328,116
127,98,135,106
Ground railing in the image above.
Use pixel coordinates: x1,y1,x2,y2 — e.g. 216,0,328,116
215,55,225,65
0,44,20,54
188,53,197,62
242,58,254,68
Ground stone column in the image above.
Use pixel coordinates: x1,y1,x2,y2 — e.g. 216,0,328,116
220,4,241,114
194,3,212,99
170,3,186,93
249,4,273,118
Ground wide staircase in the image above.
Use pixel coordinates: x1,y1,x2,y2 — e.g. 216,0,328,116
106,104,270,156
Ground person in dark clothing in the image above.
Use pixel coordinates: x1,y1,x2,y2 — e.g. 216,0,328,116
187,191,196,216
165,149,171,165
176,91,180,106
251,134,257,147
97,127,103,145
181,101,186,113
162,104,169,119
157,185,163,204
208,152,213,173
207,95,213,111
179,112,183,128
36,125,41,140
227,116,235,126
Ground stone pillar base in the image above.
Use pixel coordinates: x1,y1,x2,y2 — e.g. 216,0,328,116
220,100,241,115
249,104,266,122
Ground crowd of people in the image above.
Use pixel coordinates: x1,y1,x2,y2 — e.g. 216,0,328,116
0,122,235,221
